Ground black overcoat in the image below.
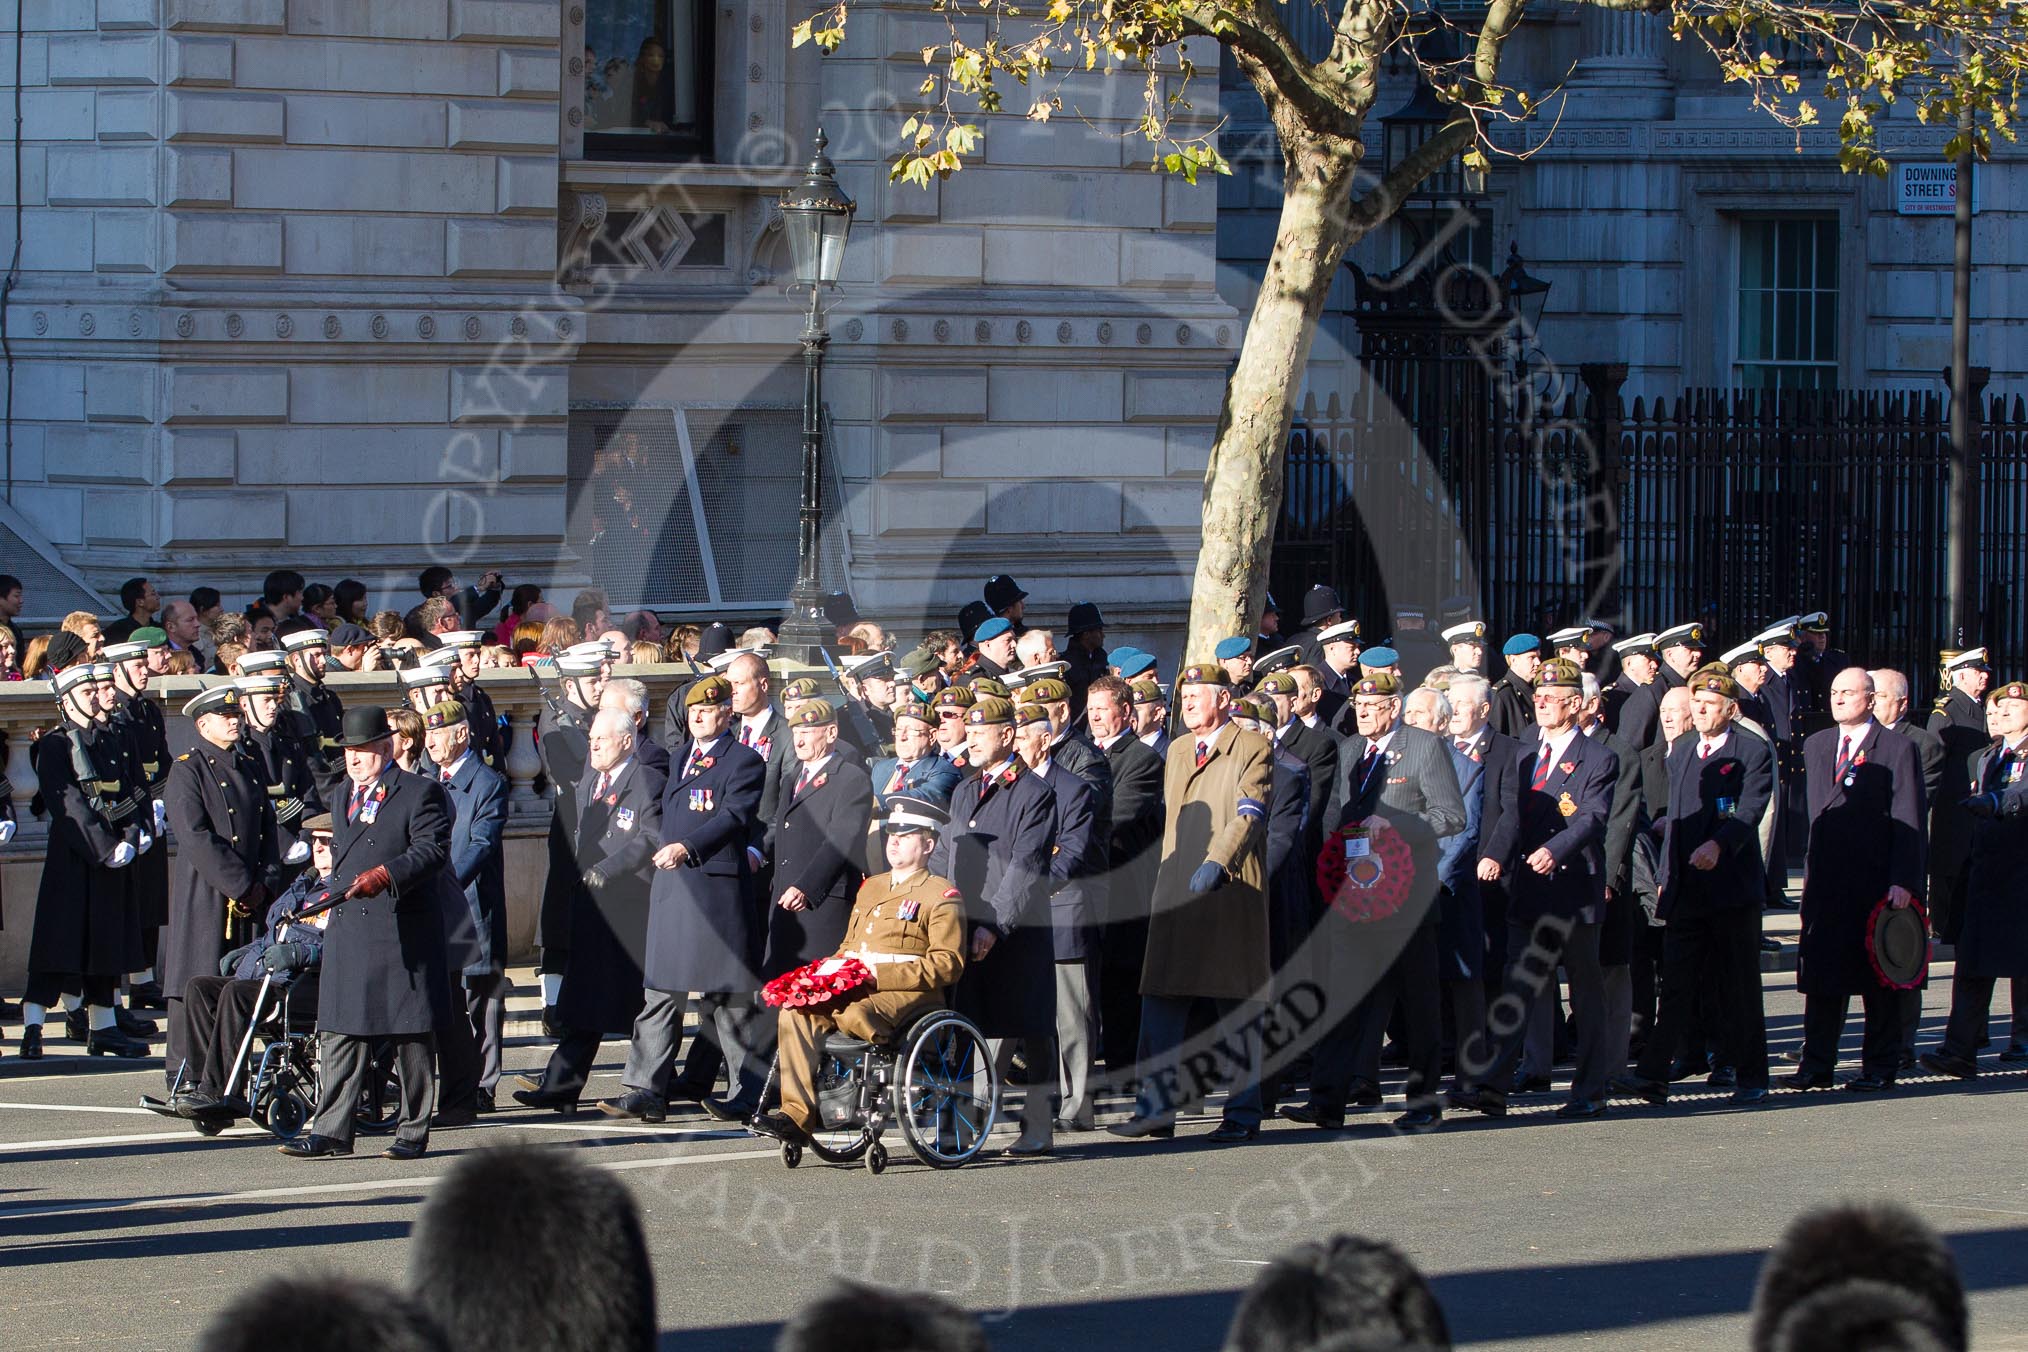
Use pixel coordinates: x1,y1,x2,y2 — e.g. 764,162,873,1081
1796,722,1926,995
161,739,283,998
29,724,145,979
936,760,1057,1036
1954,739,2028,980
762,757,875,976
555,757,665,1034
642,737,765,994
315,769,452,1037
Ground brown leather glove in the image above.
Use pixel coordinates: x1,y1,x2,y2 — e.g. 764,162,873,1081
346,865,392,899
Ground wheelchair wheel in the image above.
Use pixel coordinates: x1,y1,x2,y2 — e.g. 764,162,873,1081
864,1140,887,1175
892,1011,998,1169
781,1142,802,1169
191,1115,226,1137
268,1089,310,1140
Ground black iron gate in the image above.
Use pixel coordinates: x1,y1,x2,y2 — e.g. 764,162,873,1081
1273,291,2028,685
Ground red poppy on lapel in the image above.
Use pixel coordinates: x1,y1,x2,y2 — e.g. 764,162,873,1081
1559,760,1577,776
604,794,618,805
811,773,827,791
695,755,715,771
1000,764,1019,786
1719,763,1737,776
1852,749,1867,767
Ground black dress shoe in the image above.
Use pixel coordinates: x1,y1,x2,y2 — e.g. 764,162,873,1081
473,1089,497,1114
382,1138,428,1161
1729,1086,1769,1105
599,1091,668,1123
1279,1102,1346,1130
18,1025,42,1060
1785,1069,1833,1090
278,1133,354,1158
1610,1073,1668,1103
701,1097,757,1123
172,1088,226,1119
114,1006,157,1037
750,1110,810,1145
1393,1107,1443,1133
1846,1074,1895,1093
1445,1086,1507,1117
1759,936,1782,953
664,1081,712,1103
541,1005,565,1040
1920,1050,1978,1080
1706,1066,1738,1090
1052,1117,1096,1134
127,981,168,1011
511,1087,580,1114
88,1027,151,1058
1107,1116,1176,1139
2000,1043,2028,1065
1005,1134,1054,1156
0,999,20,1022
65,1011,88,1042
1897,1052,1919,1072
511,1072,545,1094
431,1104,478,1129
1346,1081,1383,1108
1555,1099,1608,1120
1666,1057,1709,1082
1207,1120,1261,1143
1514,1074,1552,1094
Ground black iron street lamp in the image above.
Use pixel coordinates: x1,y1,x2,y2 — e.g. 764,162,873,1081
773,128,856,664
1497,241,1551,336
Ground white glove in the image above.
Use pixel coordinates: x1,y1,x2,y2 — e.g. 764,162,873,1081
154,799,167,834
283,840,311,865
0,819,15,845
136,829,154,855
109,841,136,868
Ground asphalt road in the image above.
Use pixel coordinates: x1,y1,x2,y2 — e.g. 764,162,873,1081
2,964,2024,1352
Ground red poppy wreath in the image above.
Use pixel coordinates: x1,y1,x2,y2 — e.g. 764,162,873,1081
1317,820,1417,923
763,956,875,1009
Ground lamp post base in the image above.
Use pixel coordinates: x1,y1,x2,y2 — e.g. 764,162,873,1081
773,590,833,667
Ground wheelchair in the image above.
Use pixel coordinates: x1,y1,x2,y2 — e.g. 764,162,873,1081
763,1007,1000,1173
142,973,319,1141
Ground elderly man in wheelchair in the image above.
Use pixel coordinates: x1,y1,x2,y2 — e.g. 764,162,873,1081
751,794,996,1171
151,814,333,1133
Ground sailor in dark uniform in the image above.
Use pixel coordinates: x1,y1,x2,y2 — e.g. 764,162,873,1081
1441,617,1487,677
1603,632,1661,743
440,630,505,772
104,627,174,1009
280,627,347,803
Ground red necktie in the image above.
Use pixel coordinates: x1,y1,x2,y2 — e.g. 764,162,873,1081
592,771,609,799
348,784,365,821
1194,741,1209,769
1699,741,1713,760
1531,744,1552,791
888,762,908,793
441,768,453,784
1833,736,1852,779
738,723,753,748
795,768,811,796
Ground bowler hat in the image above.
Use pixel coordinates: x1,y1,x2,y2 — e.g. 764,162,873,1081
337,705,393,748
1868,900,1929,988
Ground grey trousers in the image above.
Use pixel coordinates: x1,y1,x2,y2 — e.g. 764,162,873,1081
991,1034,1059,1141
1054,960,1098,1128
311,1031,434,1147
625,989,770,1108
465,974,507,1094
1486,917,1613,1103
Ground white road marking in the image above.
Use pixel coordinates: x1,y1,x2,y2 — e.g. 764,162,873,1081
0,1142,783,1224
0,1126,268,1153
0,1101,166,1116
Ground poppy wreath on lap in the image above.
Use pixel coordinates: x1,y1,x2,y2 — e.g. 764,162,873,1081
1316,820,1416,923
763,956,875,1010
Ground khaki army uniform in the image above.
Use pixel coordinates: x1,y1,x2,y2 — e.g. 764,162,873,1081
777,867,966,1132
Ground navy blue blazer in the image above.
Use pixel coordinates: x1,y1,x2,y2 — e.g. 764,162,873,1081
644,737,765,995
1040,758,1101,962
440,753,509,977
1490,729,1618,925
868,751,964,809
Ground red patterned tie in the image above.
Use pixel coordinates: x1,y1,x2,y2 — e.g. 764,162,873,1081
1531,744,1552,791
1194,741,1209,769
889,762,908,793
1833,736,1851,780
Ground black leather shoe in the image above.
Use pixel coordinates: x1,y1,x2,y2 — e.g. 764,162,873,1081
1457,1087,1508,1118
1999,1043,2028,1065
18,1025,42,1060
1759,936,1782,953
1279,1102,1346,1130
1207,1120,1261,1143
382,1138,428,1161
1052,1117,1096,1134
511,1087,580,1114
1897,1052,1919,1072
599,1091,667,1124
128,981,168,1011
88,1027,151,1058
1785,1069,1833,1090
1729,1086,1769,1105
1005,1133,1054,1156
278,1133,353,1158
1107,1116,1176,1139
1514,1074,1552,1094
664,1081,712,1103
114,1006,157,1037
65,1011,88,1042
541,1005,565,1040
1346,1081,1383,1108
1666,1057,1709,1082
1555,1099,1608,1121
473,1089,497,1114
1920,1050,1978,1080
1610,1073,1668,1103
1393,1107,1443,1133
172,1088,225,1119
700,1096,756,1123
431,1103,478,1129
750,1110,809,1146
1846,1074,1895,1093
1706,1066,1738,1090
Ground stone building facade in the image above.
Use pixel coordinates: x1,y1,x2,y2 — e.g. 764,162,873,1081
0,0,1234,646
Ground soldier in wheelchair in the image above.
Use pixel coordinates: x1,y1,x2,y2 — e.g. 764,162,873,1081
753,794,995,1170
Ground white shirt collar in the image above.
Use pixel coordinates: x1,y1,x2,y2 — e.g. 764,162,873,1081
1138,729,1162,748
1540,724,1581,763
439,751,472,781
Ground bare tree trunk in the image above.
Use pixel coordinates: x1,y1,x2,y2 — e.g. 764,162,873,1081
1183,131,1362,664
